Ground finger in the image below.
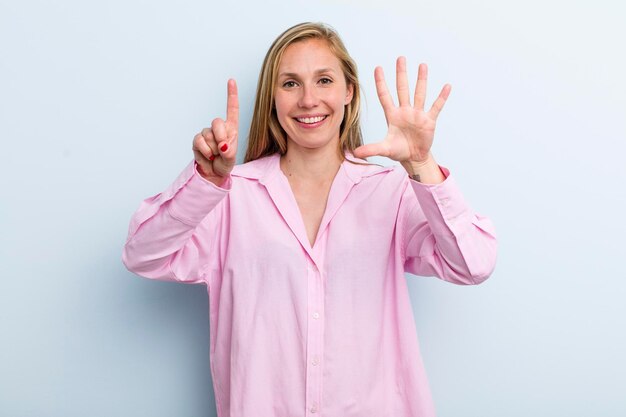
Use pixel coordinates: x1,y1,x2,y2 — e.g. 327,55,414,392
213,122,237,177
201,127,219,155
211,118,228,145
212,145,235,177
212,119,235,167
193,149,212,173
413,63,428,111
352,141,391,159
217,132,237,165
396,56,411,107
429,83,452,119
194,132,216,162
226,79,239,126
374,66,395,113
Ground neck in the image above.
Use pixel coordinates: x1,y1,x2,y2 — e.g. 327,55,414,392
280,142,343,182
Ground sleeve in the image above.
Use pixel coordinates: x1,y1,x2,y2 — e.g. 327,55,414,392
399,166,498,285
121,160,231,286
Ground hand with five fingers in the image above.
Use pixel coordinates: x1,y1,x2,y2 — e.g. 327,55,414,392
192,79,239,186
353,57,451,183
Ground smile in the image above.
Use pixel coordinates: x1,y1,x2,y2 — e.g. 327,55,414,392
295,115,328,124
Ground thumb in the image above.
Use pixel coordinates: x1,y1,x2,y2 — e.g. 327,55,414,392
211,140,236,178
217,140,236,164
353,142,390,159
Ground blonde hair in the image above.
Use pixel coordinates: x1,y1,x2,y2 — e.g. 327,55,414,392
244,22,363,163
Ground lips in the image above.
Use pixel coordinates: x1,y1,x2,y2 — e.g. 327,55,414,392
294,115,328,124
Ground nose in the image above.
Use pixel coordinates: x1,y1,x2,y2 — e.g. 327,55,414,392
298,84,319,108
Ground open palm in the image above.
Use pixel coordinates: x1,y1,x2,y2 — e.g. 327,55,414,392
353,57,451,164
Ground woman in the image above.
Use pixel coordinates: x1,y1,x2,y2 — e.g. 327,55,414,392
123,22,497,417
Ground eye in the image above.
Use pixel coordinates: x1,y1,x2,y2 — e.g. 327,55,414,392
319,77,333,85
282,80,298,88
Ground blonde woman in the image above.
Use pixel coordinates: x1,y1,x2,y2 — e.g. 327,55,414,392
123,22,497,417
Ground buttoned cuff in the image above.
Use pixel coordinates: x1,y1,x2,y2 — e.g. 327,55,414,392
409,166,472,235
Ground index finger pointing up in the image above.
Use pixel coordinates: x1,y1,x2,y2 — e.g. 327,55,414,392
226,78,239,126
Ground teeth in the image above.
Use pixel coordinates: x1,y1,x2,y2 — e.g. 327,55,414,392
297,116,326,124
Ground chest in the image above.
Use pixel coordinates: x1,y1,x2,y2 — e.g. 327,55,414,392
290,181,332,247
223,176,398,260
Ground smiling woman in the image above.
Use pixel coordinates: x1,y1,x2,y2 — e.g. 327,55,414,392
245,22,363,164
122,22,498,417
274,38,354,156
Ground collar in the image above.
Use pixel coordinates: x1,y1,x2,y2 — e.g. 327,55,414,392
231,152,394,185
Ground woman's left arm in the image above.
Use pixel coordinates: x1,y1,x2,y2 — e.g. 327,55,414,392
398,168,497,285
354,57,497,284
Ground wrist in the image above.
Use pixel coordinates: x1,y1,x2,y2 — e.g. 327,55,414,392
195,163,229,187
401,153,445,184
400,153,435,176
203,174,228,187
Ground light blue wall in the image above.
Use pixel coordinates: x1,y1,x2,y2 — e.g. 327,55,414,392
2,0,625,416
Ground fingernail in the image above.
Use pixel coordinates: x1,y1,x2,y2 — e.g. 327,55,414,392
209,154,215,161
220,143,228,152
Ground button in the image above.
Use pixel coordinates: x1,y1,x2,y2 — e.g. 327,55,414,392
310,404,318,413
312,357,319,365
313,312,320,319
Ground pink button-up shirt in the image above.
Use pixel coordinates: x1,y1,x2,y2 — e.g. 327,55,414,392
122,153,497,417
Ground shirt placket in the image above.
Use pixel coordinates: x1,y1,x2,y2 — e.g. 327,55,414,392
305,256,324,415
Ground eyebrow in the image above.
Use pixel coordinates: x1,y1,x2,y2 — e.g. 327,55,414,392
278,68,337,78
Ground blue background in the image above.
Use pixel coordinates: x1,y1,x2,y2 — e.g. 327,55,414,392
2,0,625,415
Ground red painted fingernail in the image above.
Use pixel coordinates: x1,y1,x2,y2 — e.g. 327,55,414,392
209,154,215,161
220,143,228,152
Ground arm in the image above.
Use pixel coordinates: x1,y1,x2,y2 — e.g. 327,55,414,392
122,79,239,284
399,167,497,285
354,57,497,283
121,162,231,284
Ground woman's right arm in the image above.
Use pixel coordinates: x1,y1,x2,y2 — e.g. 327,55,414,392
122,79,239,284
121,162,230,283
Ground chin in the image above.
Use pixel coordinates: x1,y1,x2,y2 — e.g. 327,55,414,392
288,138,339,152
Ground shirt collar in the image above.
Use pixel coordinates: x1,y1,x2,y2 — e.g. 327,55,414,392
231,152,394,185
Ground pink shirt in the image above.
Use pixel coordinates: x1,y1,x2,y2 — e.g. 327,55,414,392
122,153,497,417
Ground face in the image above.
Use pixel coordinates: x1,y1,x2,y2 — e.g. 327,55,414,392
274,38,354,153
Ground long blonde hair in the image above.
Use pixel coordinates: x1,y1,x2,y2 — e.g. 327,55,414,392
244,22,363,163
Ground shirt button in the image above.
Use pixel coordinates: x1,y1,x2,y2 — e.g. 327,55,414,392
313,312,320,319
312,356,319,365
310,404,318,413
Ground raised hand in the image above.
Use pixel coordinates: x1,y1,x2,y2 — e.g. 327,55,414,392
353,57,450,168
192,79,239,184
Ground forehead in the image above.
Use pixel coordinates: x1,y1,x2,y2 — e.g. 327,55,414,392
278,38,343,74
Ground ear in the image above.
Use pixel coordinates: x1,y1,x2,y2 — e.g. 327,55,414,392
345,83,354,105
